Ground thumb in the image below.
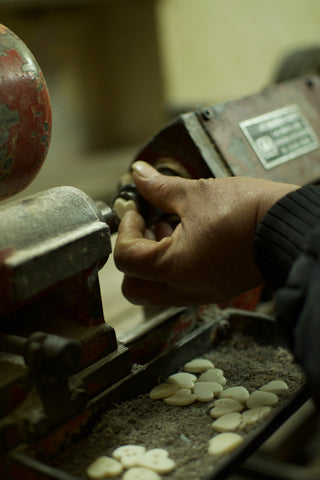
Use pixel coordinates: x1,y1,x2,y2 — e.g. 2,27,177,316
131,161,188,214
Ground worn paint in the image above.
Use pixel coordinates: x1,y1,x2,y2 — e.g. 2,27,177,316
0,104,20,145
0,24,52,199
198,77,320,184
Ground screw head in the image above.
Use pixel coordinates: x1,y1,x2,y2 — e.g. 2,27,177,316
306,78,314,88
202,108,214,120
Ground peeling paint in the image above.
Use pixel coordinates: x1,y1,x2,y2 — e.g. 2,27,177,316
31,106,43,117
0,146,7,161
0,172,8,182
0,23,51,198
3,156,13,170
40,134,49,146
0,104,20,145
20,46,40,81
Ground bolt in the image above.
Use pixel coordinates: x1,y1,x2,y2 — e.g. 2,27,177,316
306,78,315,88
201,108,214,120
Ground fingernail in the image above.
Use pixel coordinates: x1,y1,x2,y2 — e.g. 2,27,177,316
132,161,158,178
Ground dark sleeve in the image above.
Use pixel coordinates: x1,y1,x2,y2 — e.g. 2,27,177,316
254,185,320,402
254,185,320,290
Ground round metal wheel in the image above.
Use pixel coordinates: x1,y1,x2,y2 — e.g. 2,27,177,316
0,24,52,199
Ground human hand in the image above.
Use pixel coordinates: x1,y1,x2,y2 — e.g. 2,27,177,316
114,161,299,306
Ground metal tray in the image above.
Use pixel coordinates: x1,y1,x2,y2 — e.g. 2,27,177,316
0,307,310,480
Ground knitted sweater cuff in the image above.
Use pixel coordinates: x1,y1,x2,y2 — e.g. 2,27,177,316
254,185,320,289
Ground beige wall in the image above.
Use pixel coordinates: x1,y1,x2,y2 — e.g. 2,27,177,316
0,0,165,154
157,0,320,108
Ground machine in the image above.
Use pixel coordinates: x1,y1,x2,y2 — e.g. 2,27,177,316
0,23,319,480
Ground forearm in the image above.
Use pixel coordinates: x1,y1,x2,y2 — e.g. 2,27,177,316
254,185,320,289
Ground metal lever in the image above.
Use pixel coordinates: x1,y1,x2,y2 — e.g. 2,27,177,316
0,331,81,375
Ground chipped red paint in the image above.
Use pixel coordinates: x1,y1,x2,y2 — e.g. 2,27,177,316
219,286,262,311
26,409,92,460
21,409,92,462
0,24,51,199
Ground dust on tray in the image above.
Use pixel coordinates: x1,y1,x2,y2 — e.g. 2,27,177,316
52,333,305,480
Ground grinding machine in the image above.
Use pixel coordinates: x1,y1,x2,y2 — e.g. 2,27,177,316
0,23,320,480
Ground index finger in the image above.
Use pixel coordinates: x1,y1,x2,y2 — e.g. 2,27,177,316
114,210,172,281
117,209,146,240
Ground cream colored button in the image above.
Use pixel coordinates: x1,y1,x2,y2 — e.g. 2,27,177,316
260,380,289,395
212,412,242,432
210,398,243,418
137,449,175,474
123,467,161,480
193,382,223,402
241,406,272,426
113,445,146,461
113,198,137,220
208,433,243,455
149,383,179,400
167,372,197,389
246,391,278,409
112,445,146,468
87,456,123,479
184,358,214,373
197,369,226,385
219,386,249,403
164,388,196,406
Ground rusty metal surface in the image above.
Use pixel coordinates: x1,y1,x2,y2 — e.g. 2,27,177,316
0,321,118,419
0,307,308,480
0,342,131,454
197,76,320,185
0,270,121,449
0,186,111,318
74,344,131,399
0,184,123,453
0,359,30,419
0,24,52,200
134,76,320,187
133,114,219,179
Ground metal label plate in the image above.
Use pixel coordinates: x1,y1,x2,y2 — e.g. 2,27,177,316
239,104,319,169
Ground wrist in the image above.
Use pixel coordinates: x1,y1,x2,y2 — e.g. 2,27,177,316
257,181,300,224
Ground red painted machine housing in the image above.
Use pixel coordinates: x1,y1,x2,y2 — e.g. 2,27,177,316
0,24,52,199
